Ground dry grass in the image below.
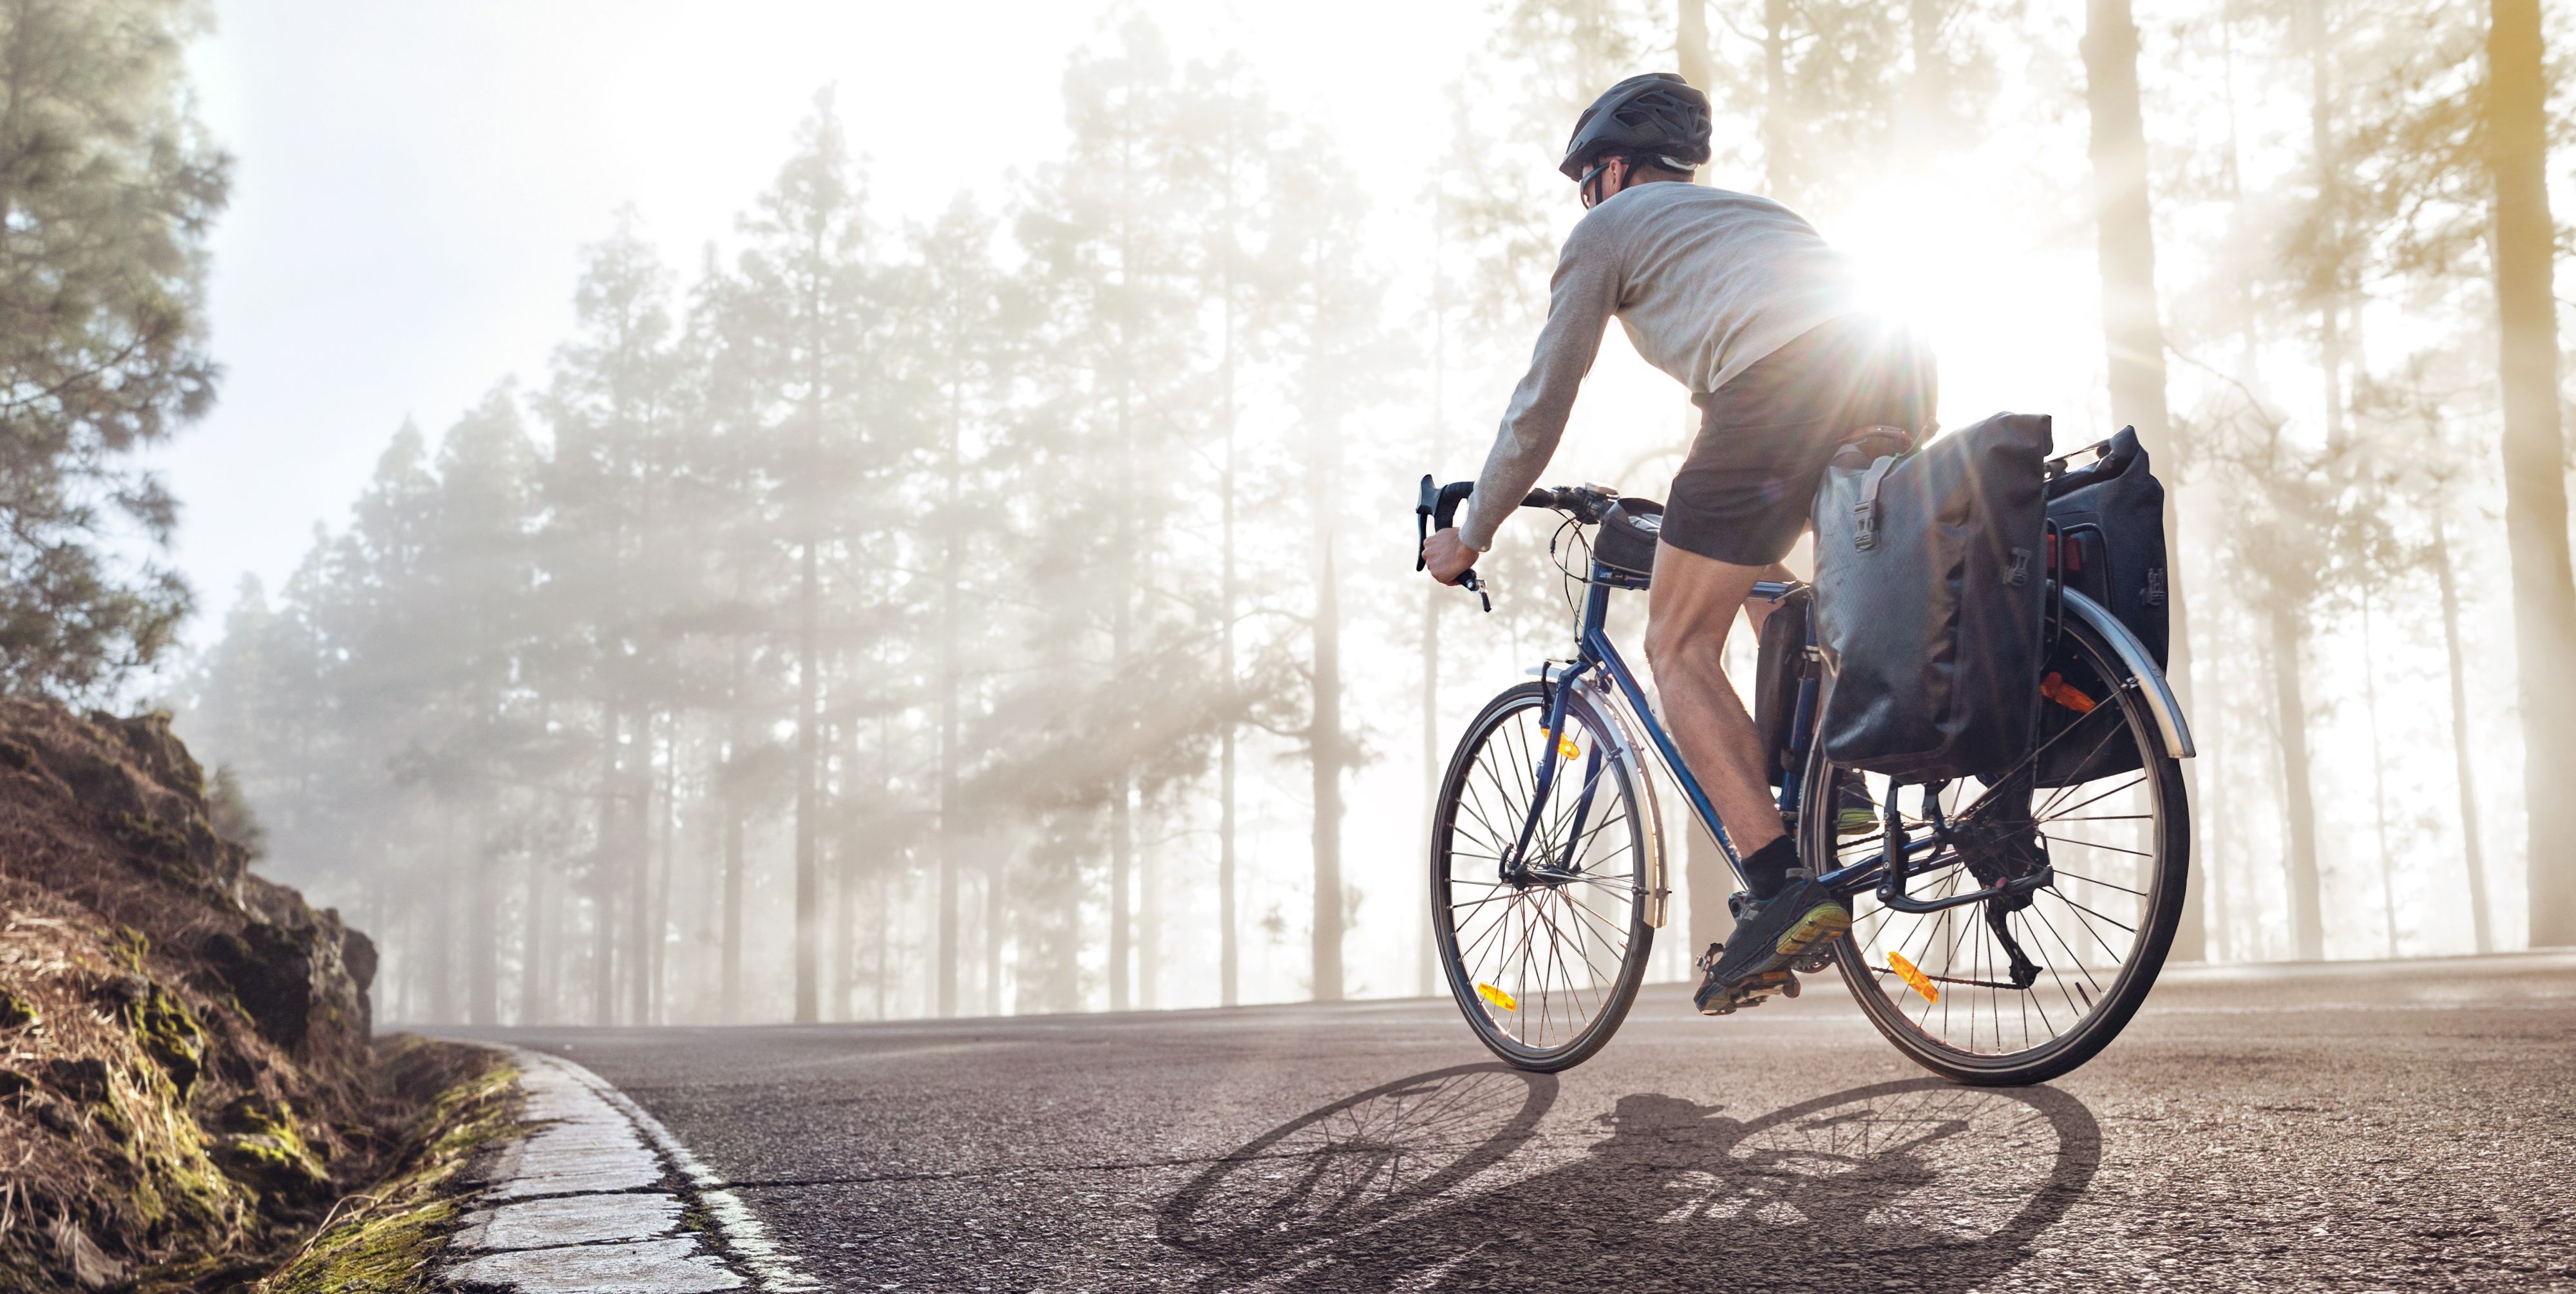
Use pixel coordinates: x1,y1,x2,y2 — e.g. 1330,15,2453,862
0,700,380,1289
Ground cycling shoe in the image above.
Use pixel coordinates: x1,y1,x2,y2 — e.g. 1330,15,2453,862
1694,877,1851,1015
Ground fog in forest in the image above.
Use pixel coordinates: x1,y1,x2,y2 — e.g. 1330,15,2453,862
43,0,2569,1027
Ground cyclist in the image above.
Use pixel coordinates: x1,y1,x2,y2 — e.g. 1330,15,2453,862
1417,73,1936,1014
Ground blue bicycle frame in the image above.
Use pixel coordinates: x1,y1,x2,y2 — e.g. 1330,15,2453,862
1499,560,1985,914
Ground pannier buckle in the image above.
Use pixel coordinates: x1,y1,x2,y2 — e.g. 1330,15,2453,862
1853,500,1877,550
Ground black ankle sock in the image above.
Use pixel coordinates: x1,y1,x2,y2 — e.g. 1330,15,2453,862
1740,836,1797,902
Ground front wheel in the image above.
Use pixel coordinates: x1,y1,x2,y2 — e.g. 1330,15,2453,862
1805,615,2190,1086
1431,682,1655,1072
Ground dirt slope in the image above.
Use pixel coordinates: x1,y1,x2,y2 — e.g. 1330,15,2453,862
0,699,378,1290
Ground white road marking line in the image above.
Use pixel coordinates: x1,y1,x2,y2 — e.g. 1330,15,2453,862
436,1048,819,1293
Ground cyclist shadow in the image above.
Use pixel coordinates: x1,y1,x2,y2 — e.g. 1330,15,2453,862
1160,1068,2101,1293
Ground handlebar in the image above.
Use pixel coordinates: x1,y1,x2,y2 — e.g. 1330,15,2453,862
1416,477,1624,613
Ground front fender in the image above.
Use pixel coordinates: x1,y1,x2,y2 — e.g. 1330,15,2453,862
2060,587,2195,759
1573,672,1671,929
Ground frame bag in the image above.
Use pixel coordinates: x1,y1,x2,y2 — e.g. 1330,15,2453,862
1812,412,2053,781
2032,424,2168,786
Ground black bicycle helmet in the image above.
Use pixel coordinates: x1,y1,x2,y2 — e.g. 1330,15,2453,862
1559,73,1712,180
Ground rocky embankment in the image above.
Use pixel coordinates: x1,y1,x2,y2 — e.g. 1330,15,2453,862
0,699,393,1290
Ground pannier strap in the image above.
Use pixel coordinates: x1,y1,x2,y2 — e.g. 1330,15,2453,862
1852,459,1897,550
1839,424,1916,553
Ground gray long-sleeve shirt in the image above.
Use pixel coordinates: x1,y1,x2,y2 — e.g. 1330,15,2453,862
1458,182,1864,550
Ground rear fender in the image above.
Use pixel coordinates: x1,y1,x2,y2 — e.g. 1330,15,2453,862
2060,587,2195,759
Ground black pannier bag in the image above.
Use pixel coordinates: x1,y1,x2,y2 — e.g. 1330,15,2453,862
2033,424,2169,786
1752,587,1808,788
2045,424,2167,664
1812,412,2053,781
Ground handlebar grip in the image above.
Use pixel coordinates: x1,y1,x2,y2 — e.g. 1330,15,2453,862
1431,480,1475,531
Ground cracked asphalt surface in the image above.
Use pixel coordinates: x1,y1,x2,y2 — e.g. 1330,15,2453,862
442,953,2575,1292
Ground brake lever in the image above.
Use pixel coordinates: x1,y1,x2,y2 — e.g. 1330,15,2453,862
1417,474,1490,610
1416,475,1435,570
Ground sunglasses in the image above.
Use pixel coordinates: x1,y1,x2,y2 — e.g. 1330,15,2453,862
1577,161,1610,209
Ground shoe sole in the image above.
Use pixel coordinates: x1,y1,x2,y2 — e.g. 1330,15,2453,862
1773,902,1852,959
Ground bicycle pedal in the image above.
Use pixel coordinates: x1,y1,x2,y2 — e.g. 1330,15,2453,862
1792,947,1835,974
1698,968,1797,1016
1694,942,1725,973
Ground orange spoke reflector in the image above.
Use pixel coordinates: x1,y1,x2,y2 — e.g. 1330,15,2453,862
1888,951,1940,1004
2040,672,2097,714
1476,982,1519,1013
1557,734,1582,761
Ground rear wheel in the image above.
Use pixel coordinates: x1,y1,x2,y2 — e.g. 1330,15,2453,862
1431,683,1654,1072
1803,616,2188,1085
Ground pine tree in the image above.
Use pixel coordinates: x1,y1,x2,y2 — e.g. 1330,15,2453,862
536,214,690,1024
707,91,911,1022
0,0,228,695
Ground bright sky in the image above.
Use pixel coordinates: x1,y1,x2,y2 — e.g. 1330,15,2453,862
160,0,1491,639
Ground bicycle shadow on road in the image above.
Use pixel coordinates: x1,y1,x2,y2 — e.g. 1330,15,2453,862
1159,1066,2101,1293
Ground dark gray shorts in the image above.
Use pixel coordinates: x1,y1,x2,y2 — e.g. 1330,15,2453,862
1660,314,1937,566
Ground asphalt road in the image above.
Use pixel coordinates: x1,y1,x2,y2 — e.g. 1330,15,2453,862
442,953,2576,1293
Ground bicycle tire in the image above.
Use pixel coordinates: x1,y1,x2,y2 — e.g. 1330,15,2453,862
1431,682,1654,1072
1804,616,2188,1085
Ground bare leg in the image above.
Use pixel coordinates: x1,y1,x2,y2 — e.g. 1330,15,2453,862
1737,559,1798,640
1643,539,1786,866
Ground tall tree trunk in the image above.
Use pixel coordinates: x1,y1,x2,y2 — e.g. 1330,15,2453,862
1107,121,1137,1015
653,720,676,1022
2202,625,2231,961
627,707,654,1025
431,830,458,1025
592,711,620,1026
2304,0,2351,455
721,633,747,1023
1312,543,1346,1002
794,529,821,1022
1140,809,1160,1009
1902,0,1942,153
983,855,1004,1015
1763,0,1791,196
937,362,963,1017
2083,0,2201,960
873,871,890,1020
2361,591,2397,956
1678,0,1714,95
1219,156,1243,1009
2268,603,2324,959
520,848,546,1024
2488,0,2576,947
834,841,857,1020
468,808,497,1026
2431,515,2494,953
1110,779,1132,1011
717,805,743,1022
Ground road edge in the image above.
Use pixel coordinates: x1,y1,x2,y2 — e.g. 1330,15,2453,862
431,1047,817,1293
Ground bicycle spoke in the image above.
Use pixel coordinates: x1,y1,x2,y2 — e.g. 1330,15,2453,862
2042,834,2154,860
1434,692,1652,1063
2043,864,2145,896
